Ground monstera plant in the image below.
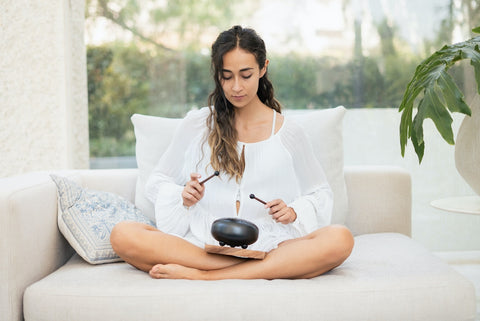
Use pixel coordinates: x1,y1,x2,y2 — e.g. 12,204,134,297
399,26,480,162
399,26,480,195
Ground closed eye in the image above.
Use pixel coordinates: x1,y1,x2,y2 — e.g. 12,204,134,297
221,75,252,80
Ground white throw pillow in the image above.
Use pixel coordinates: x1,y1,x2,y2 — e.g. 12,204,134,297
287,107,348,224
132,106,348,224
51,174,155,264
131,114,181,221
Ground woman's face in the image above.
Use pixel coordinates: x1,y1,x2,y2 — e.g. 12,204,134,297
220,48,268,109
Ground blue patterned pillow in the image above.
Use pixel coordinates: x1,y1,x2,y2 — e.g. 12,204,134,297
50,175,155,264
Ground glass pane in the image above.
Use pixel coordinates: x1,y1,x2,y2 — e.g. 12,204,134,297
85,0,478,166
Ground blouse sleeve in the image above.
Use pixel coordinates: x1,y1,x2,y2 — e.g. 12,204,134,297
145,108,209,236
280,119,333,235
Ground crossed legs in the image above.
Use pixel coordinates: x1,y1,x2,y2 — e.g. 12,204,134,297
110,222,354,280
110,221,244,273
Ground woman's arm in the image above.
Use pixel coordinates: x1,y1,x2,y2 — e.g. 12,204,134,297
280,120,334,235
145,108,209,236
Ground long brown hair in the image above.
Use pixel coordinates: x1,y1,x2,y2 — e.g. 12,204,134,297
207,26,281,182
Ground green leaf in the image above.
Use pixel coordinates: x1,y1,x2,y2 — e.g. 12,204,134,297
398,34,480,163
412,98,426,146
411,127,424,163
399,105,412,156
473,27,480,34
436,73,471,116
411,107,425,163
423,86,455,145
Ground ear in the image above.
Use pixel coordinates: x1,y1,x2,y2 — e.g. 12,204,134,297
260,59,269,78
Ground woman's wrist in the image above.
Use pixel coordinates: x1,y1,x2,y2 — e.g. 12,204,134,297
289,207,297,223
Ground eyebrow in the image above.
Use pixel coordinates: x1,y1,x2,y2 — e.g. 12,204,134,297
222,67,254,73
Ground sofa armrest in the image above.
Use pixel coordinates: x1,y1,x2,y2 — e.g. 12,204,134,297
0,168,138,321
344,166,412,237
0,172,74,321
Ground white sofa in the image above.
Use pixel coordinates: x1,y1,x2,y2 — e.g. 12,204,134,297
1,107,477,320
0,166,475,321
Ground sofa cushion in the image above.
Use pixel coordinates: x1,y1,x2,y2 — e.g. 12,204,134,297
131,113,180,222
288,107,348,224
51,175,155,264
23,233,475,321
131,106,348,224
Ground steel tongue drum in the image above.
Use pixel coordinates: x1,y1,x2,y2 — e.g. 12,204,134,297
211,218,259,249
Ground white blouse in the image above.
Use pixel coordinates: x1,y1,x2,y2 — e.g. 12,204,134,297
145,107,333,252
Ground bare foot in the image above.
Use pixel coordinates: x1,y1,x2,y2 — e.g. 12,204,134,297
149,263,205,280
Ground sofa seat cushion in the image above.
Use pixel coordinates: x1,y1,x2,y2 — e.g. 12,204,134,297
23,233,475,321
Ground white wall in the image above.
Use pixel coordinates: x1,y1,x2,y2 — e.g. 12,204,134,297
343,108,480,251
0,0,88,177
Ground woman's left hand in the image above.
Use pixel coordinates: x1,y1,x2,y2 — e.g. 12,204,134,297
265,199,297,224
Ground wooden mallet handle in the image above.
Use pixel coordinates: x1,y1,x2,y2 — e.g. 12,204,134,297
249,194,267,205
200,171,220,185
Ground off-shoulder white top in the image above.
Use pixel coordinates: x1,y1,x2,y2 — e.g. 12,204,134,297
145,107,333,252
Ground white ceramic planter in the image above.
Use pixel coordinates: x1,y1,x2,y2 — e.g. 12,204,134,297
455,102,480,195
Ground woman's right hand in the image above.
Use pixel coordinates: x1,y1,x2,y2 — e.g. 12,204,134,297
182,173,205,208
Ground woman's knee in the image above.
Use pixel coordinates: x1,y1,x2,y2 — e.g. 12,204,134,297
110,221,151,255
324,225,354,263
334,225,354,259
110,221,130,253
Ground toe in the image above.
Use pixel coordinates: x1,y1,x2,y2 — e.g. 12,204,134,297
149,264,164,279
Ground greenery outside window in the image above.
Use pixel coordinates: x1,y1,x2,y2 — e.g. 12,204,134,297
85,0,480,167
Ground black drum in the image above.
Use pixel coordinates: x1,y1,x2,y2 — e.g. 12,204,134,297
211,218,259,249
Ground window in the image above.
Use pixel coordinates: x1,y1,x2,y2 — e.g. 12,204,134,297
85,0,478,166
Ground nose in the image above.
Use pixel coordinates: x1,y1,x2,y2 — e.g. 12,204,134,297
232,77,241,92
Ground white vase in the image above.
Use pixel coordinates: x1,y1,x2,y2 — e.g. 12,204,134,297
455,102,480,196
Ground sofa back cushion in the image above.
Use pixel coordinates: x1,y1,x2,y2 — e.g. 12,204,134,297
131,106,347,224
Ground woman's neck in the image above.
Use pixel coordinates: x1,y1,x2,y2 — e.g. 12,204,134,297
234,98,271,123
234,100,275,143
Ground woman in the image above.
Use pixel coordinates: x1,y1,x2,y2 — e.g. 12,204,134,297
110,26,354,280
